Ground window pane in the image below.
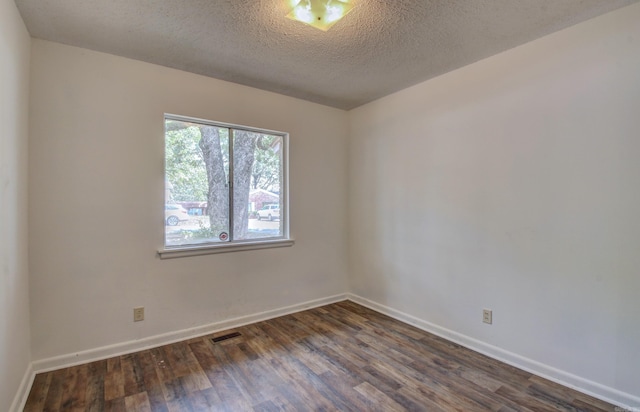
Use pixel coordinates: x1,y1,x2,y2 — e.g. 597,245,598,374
165,119,230,246
164,114,288,250
233,132,283,240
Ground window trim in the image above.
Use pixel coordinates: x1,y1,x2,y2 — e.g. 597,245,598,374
158,239,294,259
159,114,292,258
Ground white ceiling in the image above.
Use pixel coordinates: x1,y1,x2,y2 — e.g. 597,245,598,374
14,0,638,110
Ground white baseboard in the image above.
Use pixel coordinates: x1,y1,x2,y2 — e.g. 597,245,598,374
32,293,348,374
347,293,640,410
10,362,35,412
23,292,640,410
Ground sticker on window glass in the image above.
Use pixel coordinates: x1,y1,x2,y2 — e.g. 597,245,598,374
219,232,229,241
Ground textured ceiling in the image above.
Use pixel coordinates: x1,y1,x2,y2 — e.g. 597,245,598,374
14,0,639,110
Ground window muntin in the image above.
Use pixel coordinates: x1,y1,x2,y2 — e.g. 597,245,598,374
164,115,288,249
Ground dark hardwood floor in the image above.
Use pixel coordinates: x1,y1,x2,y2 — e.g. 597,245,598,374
24,301,615,411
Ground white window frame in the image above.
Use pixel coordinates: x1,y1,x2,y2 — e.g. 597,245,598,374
158,114,293,259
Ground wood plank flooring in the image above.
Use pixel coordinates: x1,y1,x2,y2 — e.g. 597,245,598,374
24,301,616,411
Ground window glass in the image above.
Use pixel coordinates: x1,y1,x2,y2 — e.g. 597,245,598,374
164,116,287,248
233,131,283,241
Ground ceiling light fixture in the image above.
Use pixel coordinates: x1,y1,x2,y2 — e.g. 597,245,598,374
286,0,355,31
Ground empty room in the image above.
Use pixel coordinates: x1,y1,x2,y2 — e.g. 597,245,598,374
2,0,639,410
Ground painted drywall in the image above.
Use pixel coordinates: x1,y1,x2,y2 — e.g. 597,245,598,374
0,0,31,410
28,40,349,361
349,2,640,403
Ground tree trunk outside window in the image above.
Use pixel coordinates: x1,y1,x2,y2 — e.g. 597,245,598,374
232,131,257,239
199,126,229,234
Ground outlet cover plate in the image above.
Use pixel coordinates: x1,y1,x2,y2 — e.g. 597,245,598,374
133,307,144,322
483,309,492,324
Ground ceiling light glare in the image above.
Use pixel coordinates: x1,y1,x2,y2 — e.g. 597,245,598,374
325,3,345,24
286,0,355,31
292,1,313,24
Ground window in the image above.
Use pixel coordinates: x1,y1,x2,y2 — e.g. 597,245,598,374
160,114,291,258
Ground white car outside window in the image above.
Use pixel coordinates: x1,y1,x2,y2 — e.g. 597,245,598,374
165,204,190,226
257,204,280,221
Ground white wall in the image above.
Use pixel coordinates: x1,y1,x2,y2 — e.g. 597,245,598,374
349,3,640,404
0,0,31,410
28,40,349,361
20,2,640,407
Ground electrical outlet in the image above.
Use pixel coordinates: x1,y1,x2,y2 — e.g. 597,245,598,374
133,307,144,322
483,309,492,324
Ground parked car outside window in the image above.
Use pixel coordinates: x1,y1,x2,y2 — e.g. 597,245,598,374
257,204,280,221
165,204,190,226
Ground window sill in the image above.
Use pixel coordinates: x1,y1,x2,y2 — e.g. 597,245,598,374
158,239,294,259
